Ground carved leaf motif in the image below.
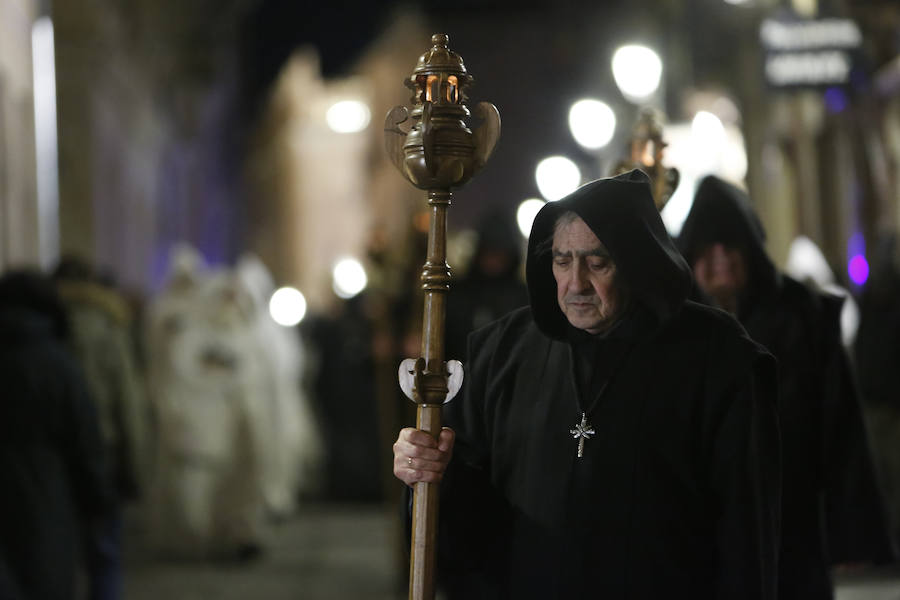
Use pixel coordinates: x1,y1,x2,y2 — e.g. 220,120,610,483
383,105,409,175
472,102,501,171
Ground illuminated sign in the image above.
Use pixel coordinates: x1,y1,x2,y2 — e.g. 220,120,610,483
760,15,862,87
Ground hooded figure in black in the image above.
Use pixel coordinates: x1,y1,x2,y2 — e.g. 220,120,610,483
444,208,529,363
854,232,900,548
678,175,895,600
0,269,115,600
393,170,781,599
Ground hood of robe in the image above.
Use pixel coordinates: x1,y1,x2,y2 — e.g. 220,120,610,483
526,169,692,340
0,269,70,342
468,207,523,282
676,175,779,301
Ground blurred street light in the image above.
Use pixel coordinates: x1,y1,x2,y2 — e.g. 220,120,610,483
269,287,307,326
332,257,368,298
659,110,748,236
612,45,663,102
690,111,727,173
691,110,726,146
516,198,546,238
568,99,617,149
326,100,371,133
535,156,581,201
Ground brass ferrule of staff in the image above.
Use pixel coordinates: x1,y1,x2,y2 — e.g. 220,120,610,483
384,34,500,600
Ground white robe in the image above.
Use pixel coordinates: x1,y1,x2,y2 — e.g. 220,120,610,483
145,264,267,558
236,254,323,517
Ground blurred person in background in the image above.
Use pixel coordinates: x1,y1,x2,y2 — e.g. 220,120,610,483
784,235,860,353
301,290,385,503
854,231,900,549
0,268,116,600
677,175,895,599
52,255,150,595
143,244,206,370
444,208,529,363
144,248,267,561
235,253,323,514
54,256,149,502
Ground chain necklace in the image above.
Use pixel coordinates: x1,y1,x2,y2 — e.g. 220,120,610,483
567,340,631,459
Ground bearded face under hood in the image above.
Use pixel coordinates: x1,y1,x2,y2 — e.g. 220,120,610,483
526,169,692,340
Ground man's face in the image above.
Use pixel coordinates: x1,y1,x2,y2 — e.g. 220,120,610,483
552,216,625,334
692,243,747,299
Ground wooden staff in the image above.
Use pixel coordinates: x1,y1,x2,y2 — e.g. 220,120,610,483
384,33,500,600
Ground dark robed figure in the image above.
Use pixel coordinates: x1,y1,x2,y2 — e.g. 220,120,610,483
393,170,781,599
678,175,895,599
0,270,115,600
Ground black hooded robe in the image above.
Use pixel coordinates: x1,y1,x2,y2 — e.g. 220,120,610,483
677,176,895,600
0,273,115,600
435,170,781,599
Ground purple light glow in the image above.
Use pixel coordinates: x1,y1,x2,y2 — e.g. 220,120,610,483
848,254,869,285
824,87,848,114
848,231,865,255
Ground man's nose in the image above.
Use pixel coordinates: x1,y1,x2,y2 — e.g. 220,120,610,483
570,261,590,291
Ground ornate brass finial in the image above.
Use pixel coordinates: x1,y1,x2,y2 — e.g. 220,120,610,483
613,107,679,210
384,33,500,191
410,33,468,82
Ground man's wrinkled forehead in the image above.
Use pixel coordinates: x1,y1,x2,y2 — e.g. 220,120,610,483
551,245,611,259
551,212,612,257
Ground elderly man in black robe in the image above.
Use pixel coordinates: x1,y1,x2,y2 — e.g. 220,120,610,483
393,169,781,599
677,175,895,599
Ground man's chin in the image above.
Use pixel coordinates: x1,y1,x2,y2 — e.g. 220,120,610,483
567,314,603,332
565,307,624,333
702,281,739,296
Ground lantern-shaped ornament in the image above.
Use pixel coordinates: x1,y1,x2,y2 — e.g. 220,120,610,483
385,33,500,190
613,107,679,210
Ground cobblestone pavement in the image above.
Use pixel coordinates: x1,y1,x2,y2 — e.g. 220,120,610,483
121,503,900,600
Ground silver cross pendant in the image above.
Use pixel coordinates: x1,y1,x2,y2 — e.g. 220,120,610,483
570,412,596,458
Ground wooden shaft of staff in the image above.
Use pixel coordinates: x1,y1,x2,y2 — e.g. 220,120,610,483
409,404,442,600
409,190,452,600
